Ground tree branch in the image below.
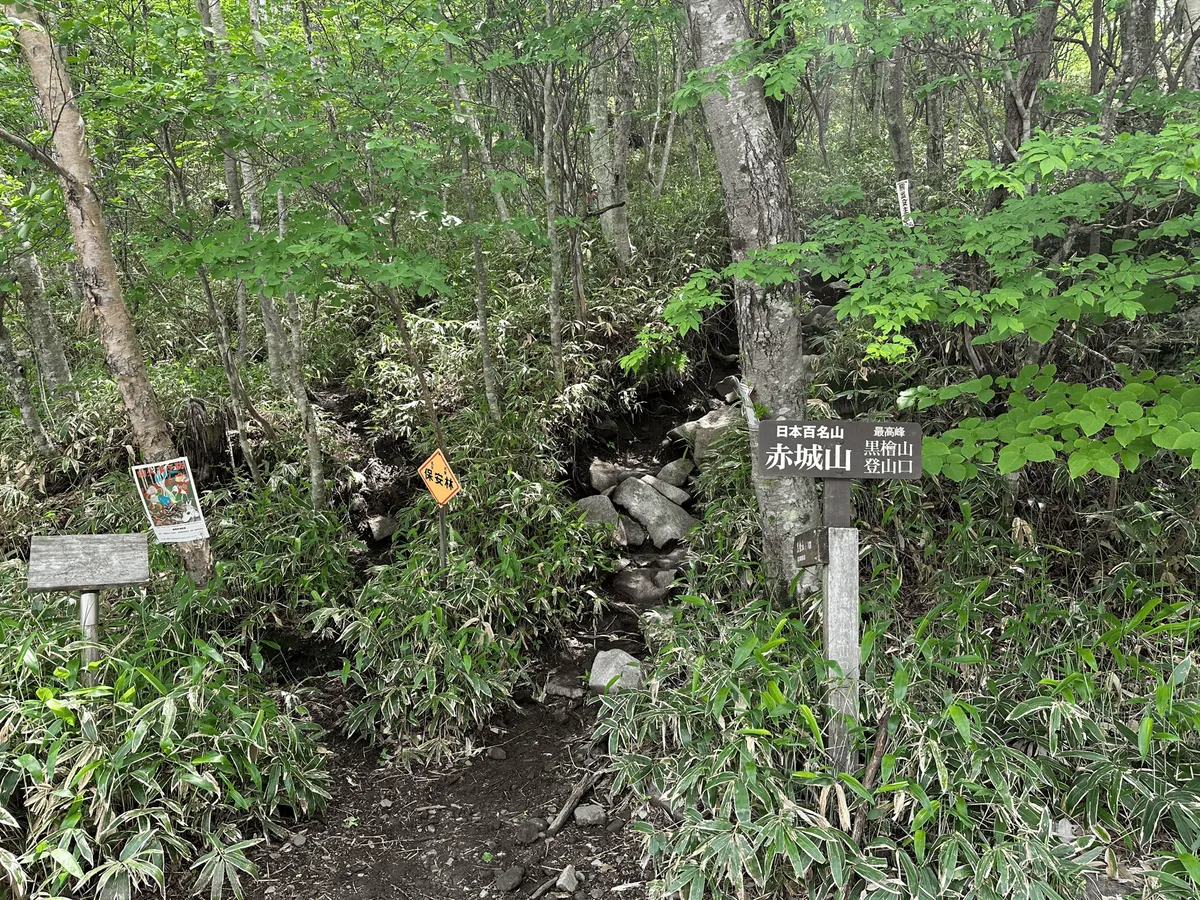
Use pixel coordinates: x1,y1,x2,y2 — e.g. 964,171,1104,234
0,124,79,187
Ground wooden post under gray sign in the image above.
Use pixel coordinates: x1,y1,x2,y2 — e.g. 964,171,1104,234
27,534,151,679
759,420,922,771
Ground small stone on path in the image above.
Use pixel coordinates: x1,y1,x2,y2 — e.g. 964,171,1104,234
495,865,525,892
488,747,508,760
589,649,643,694
556,865,580,892
574,804,607,827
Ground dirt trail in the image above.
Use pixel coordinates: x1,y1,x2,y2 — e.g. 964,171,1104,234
241,370,730,900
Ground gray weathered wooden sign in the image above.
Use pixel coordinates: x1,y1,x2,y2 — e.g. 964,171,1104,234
27,534,150,592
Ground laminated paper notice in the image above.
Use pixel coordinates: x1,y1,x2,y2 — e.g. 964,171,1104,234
132,456,210,543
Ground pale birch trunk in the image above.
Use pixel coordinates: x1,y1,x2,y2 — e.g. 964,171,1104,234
276,189,326,509
6,3,214,583
685,0,819,590
0,312,55,455
588,16,616,244
544,0,565,386
12,245,71,392
1187,0,1200,89
652,37,685,199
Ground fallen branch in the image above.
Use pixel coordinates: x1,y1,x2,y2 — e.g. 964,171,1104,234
527,874,558,900
546,770,603,837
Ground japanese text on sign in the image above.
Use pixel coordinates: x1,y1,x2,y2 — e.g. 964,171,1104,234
896,179,914,227
418,449,462,506
757,420,923,480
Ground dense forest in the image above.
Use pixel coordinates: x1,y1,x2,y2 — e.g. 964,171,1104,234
0,0,1199,898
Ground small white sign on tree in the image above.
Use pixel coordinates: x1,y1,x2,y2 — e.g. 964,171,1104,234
896,179,915,227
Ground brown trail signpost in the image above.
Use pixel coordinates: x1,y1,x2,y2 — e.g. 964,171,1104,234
759,419,922,769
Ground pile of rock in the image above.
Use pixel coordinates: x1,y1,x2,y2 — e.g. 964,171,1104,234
575,457,699,551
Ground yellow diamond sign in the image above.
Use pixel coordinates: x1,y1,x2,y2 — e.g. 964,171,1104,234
418,449,461,507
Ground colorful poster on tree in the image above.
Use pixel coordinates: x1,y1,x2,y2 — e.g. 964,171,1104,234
131,456,210,543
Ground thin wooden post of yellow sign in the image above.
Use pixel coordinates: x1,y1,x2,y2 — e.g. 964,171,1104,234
417,449,461,576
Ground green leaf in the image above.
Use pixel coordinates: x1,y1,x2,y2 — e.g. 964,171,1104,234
1067,451,1091,479
997,447,1025,474
1023,441,1055,463
49,848,84,880
1138,714,1153,759
948,704,971,744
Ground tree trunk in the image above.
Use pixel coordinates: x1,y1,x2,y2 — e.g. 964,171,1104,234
924,79,945,186
0,311,55,456
987,0,1059,211
588,38,616,236
652,35,685,199
610,13,634,268
277,189,326,509
1187,0,1200,90
544,0,565,387
1120,0,1157,90
463,143,502,419
883,43,915,185
7,3,214,583
196,0,252,364
12,245,71,393
685,0,819,590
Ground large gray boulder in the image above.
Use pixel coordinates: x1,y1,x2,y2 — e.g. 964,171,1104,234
656,458,694,487
714,375,741,403
576,494,619,528
611,477,699,548
611,568,676,604
693,406,741,465
641,474,690,507
589,459,637,493
589,649,642,694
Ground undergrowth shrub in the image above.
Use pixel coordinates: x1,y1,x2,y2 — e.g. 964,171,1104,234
599,419,1200,900
0,564,329,900
309,469,613,761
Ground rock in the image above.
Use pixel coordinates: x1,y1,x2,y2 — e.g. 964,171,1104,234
589,649,643,694
655,458,694,487
573,804,608,827
290,833,307,847
666,420,700,443
545,678,584,700
514,819,546,845
611,569,675,604
589,460,636,493
350,495,368,514
640,475,690,506
1053,818,1078,844
651,546,690,571
575,495,619,528
606,819,624,833
379,798,393,809
693,406,741,465
495,865,525,892
611,478,699,549
714,375,741,402
556,865,580,892
614,516,646,548
706,398,726,411
488,747,508,761
367,515,399,541
550,708,569,725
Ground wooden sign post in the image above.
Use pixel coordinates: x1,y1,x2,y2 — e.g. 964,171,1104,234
417,449,462,576
759,420,922,769
27,534,151,680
